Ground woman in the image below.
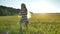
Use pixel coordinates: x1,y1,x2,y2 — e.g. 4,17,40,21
20,3,28,29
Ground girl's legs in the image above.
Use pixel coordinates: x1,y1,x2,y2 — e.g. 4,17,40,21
20,21,23,29
19,21,22,34
25,21,28,27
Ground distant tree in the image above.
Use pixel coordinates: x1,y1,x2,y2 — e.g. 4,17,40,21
0,5,20,16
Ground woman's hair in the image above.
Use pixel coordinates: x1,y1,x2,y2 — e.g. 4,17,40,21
21,3,27,11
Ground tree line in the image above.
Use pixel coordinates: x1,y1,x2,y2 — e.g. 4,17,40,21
0,5,20,16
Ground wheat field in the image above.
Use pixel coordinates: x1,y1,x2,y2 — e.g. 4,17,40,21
0,13,60,34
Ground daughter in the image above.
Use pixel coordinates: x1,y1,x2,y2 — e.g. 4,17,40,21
20,3,28,29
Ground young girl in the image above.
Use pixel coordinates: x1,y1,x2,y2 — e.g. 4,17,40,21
20,3,28,29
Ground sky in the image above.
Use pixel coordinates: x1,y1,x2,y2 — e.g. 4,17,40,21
0,0,60,13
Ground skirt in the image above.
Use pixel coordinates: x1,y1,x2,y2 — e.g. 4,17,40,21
20,15,28,23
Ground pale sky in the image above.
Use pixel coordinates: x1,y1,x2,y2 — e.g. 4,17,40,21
0,0,60,13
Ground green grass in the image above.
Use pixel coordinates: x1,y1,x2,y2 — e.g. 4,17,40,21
0,16,20,34
0,14,60,34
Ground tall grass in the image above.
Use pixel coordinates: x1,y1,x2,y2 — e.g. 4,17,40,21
0,14,60,34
